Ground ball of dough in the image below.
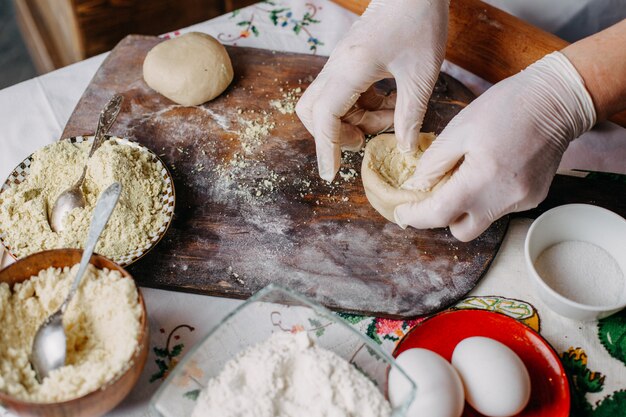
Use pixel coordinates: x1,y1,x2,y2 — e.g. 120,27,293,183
143,32,234,106
361,132,449,223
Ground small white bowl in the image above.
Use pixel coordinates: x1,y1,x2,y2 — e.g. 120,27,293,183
525,204,626,321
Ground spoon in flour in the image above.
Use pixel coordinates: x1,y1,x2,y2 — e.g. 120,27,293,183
31,182,122,382
49,94,123,233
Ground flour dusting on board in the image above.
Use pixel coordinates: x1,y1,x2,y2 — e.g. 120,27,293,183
197,106,232,131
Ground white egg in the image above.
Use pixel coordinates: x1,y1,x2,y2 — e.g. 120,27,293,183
389,348,464,417
451,337,531,417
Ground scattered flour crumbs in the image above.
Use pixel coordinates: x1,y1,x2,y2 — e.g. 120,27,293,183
0,264,141,402
0,139,167,259
269,87,301,115
211,84,362,205
191,332,391,417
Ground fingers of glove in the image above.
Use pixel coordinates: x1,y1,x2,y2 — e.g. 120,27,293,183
339,123,365,152
296,71,329,135
394,164,474,229
393,72,433,153
310,75,377,180
393,198,465,232
357,86,397,111
312,73,375,122
315,135,341,182
402,126,466,191
343,108,394,135
312,104,342,181
447,174,547,241
449,186,531,241
298,40,389,136
448,213,494,242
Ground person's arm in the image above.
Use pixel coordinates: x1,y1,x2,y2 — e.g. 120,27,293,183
562,19,626,121
394,21,626,242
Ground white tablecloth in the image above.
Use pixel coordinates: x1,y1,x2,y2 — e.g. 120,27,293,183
1,1,625,416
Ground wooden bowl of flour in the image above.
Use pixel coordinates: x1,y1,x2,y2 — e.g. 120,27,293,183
0,249,149,417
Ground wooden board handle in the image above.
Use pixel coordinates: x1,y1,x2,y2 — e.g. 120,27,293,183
331,0,626,128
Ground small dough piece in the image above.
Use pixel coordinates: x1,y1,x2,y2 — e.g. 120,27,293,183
143,32,234,106
361,132,449,223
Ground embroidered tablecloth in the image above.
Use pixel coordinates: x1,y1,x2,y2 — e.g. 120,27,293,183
1,2,625,416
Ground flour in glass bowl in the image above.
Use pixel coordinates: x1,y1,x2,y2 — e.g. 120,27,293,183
191,331,391,417
534,240,625,306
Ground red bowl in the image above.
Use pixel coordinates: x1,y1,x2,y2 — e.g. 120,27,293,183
393,309,570,417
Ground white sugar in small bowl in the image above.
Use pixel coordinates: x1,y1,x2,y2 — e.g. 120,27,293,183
525,204,626,321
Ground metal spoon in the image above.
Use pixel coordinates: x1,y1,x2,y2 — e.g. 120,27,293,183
49,94,123,232
31,182,122,382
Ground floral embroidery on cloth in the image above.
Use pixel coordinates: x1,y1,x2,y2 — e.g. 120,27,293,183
561,310,626,416
149,324,196,383
218,1,324,52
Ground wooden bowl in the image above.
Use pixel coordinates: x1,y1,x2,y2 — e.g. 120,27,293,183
0,249,149,417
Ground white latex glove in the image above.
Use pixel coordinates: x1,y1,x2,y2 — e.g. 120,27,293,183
296,0,450,182
395,52,597,241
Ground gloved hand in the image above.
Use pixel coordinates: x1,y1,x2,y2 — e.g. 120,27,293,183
296,0,450,182
394,51,597,241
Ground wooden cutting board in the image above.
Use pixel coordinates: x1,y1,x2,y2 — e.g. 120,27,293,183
62,34,509,318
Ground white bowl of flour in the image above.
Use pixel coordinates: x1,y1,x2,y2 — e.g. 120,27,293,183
525,204,626,321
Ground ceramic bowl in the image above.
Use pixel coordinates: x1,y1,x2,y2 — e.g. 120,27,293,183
0,135,175,267
0,249,149,417
150,284,416,417
525,204,626,321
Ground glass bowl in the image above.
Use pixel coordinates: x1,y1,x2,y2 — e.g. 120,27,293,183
150,284,415,416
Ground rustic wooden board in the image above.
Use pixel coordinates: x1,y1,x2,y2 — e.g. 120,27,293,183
62,34,508,318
